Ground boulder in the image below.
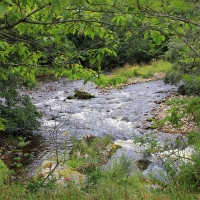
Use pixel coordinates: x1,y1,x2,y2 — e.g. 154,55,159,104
41,160,86,186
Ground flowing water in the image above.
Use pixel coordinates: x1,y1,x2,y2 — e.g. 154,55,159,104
16,77,179,178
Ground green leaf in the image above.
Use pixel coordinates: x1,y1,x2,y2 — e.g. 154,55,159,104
0,2,9,18
0,73,7,80
111,16,126,26
144,31,149,40
21,0,27,6
0,118,6,131
176,26,184,34
75,0,85,6
161,35,166,41
29,72,35,81
27,0,33,7
5,0,12,4
182,74,191,81
150,30,162,46
52,0,61,6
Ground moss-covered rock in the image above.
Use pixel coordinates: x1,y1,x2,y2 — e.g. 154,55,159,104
74,90,95,99
41,160,86,186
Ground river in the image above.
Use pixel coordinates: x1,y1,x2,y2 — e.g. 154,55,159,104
18,77,179,179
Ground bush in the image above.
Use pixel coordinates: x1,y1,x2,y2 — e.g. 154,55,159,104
0,71,41,133
164,35,200,95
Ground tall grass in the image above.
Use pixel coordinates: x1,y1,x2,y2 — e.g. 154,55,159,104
112,60,172,81
1,145,199,200
0,161,165,200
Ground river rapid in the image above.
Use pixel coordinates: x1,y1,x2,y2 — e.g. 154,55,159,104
21,77,179,179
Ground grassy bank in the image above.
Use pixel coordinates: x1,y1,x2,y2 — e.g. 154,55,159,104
111,60,172,82
1,156,199,200
1,132,200,200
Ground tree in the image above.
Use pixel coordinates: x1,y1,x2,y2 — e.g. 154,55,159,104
0,0,200,131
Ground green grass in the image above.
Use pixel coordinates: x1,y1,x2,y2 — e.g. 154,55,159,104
0,158,167,200
0,166,196,200
1,148,200,200
111,59,172,82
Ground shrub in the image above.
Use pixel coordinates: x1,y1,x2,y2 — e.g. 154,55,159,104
0,71,41,133
164,35,200,95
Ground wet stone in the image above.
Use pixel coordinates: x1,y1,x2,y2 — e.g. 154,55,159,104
141,124,151,130
154,100,162,104
121,116,129,122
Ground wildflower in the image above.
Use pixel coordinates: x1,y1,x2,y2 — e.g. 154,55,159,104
64,177,70,181
22,181,26,185
63,131,69,136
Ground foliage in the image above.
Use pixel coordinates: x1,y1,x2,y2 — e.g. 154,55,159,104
173,151,200,192
133,130,200,198
0,0,199,82
33,66,59,77
25,174,57,193
66,135,118,174
152,97,200,130
0,159,9,184
101,30,163,68
164,34,200,94
0,0,200,131
0,72,41,133
0,118,6,131
0,136,199,199
165,97,200,124
0,1,200,198
13,137,31,169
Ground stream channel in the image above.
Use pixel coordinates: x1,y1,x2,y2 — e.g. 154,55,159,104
11,77,180,181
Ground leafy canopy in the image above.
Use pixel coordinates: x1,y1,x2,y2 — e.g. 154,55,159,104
1,0,199,79
0,0,200,130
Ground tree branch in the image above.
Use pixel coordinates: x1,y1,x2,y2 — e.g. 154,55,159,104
148,11,200,27
0,32,54,53
0,4,49,30
176,32,200,57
